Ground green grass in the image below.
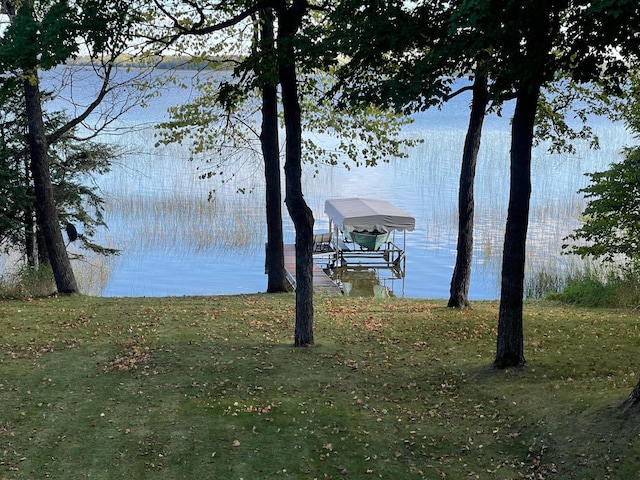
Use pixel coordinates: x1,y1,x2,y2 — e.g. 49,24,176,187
1,294,640,479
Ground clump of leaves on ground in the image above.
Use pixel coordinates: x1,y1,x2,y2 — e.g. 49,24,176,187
1,294,639,479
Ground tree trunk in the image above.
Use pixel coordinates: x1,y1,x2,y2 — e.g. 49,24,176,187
36,217,49,267
277,2,314,346
448,71,488,308
494,87,539,369
23,156,38,267
622,376,640,411
259,9,288,293
24,70,79,294
25,207,37,267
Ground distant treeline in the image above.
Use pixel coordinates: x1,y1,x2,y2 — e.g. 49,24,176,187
68,55,243,70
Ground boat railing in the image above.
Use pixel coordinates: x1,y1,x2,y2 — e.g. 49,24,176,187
330,239,406,270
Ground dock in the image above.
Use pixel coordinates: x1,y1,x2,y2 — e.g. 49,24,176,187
283,244,342,295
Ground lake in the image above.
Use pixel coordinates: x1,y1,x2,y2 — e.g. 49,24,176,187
41,68,634,299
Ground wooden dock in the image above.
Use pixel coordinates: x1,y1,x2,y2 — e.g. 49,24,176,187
283,244,342,295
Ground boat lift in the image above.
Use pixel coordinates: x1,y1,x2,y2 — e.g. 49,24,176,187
314,198,416,295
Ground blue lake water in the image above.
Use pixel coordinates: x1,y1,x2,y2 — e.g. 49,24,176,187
42,68,633,299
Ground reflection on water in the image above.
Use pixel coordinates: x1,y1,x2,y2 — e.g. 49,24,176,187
327,266,403,298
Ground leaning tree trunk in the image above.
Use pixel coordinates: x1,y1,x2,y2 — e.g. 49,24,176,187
448,71,488,308
259,9,288,293
278,3,314,346
494,87,539,369
24,70,79,294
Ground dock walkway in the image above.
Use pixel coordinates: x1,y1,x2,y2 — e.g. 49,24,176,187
283,244,342,295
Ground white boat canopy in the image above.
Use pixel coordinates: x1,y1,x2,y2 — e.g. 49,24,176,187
324,198,416,233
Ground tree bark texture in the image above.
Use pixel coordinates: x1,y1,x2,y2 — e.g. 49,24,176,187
24,71,79,294
494,87,539,369
277,2,314,346
622,376,640,411
25,207,37,266
448,71,488,308
259,9,288,293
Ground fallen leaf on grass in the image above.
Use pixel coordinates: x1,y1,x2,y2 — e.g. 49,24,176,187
103,346,150,372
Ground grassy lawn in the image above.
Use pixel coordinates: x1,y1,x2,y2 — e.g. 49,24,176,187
1,294,639,479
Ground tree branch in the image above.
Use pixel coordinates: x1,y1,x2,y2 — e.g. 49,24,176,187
46,64,114,146
153,0,275,46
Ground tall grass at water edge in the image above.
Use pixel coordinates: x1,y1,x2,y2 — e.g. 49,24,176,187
545,262,640,308
0,249,116,298
104,193,263,254
2,122,633,298
401,126,635,300
0,264,56,299
71,125,639,297
0,133,268,296
95,137,267,251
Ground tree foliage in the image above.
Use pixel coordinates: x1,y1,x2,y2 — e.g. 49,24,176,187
328,0,638,366
0,136,31,250
156,72,419,184
0,94,119,259
0,0,152,292
564,69,640,268
48,117,120,257
564,149,640,265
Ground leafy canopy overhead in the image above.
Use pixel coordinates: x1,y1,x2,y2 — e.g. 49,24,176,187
0,0,138,75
